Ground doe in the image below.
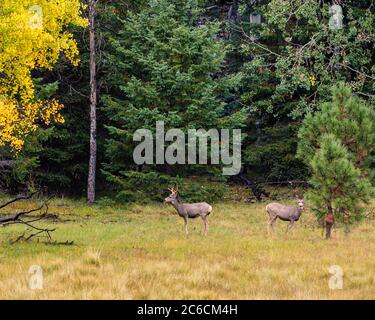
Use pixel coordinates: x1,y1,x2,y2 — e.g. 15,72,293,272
266,198,304,234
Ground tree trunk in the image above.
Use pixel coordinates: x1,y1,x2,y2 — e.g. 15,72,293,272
325,203,335,240
228,0,239,40
229,0,239,22
87,0,97,204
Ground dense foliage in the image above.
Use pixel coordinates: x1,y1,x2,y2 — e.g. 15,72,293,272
237,0,374,181
0,0,373,205
0,0,86,151
101,0,245,201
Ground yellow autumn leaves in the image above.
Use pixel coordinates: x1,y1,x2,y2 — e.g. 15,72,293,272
299,73,317,86
0,98,63,150
0,0,87,152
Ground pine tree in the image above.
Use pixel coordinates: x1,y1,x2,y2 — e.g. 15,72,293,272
102,0,245,201
297,83,375,239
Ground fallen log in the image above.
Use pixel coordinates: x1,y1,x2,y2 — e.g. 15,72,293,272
231,174,270,201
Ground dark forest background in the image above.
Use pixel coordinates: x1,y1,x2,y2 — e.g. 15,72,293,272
1,0,373,203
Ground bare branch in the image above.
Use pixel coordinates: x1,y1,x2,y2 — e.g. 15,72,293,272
0,192,37,210
0,194,68,244
337,63,375,81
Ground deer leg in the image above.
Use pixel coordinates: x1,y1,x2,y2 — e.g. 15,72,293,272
202,216,209,236
268,216,277,235
183,216,188,235
287,220,295,233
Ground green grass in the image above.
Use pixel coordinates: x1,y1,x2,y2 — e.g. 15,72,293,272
0,197,374,299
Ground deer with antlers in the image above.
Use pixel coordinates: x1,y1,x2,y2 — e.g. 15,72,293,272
164,187,213,236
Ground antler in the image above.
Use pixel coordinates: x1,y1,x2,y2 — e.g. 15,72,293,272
168,186,178,194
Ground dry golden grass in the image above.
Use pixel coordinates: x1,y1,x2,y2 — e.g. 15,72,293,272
0,198,374,300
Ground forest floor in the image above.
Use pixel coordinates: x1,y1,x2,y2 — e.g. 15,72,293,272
0,197,374,299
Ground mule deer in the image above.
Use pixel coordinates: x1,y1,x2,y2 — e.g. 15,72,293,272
266,198,304,234
164,187,212,236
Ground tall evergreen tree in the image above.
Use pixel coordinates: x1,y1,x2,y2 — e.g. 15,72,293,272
102,0,245,201
297,83,375,239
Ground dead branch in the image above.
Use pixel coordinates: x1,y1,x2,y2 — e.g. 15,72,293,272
0,193,69,244
0,192,37,210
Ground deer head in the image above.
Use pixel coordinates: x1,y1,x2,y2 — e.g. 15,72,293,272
164,186,178,204
291,188,305,212
296,197,304,211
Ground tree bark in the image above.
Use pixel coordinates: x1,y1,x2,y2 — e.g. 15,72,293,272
87,0,97,204
229,0,239,22
325,202,335,240
0,160,16,168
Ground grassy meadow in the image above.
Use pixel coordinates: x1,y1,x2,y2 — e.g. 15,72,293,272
0,195,374,300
